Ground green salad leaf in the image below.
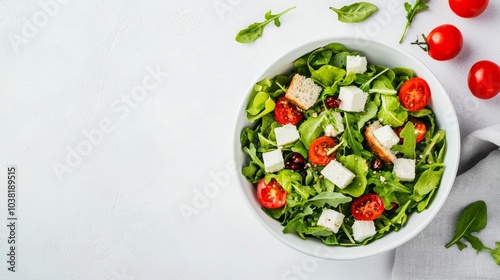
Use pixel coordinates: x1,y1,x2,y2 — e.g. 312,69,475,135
236,6,296,43
330,2,378,23
378,95,408,127
400,0,429,44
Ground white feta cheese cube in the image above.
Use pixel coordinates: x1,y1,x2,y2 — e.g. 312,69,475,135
338,86,368,112
320,160,355,189
346,55,368,74
352,220,376,242
324,112,344,137
262,149,284,173
373,125,400,149
317,209,345,233
274,124,300,147
393,158,415,182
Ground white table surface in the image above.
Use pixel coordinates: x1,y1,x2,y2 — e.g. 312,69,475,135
1,1,499,279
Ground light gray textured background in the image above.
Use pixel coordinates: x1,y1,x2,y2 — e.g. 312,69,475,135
0,0,499,279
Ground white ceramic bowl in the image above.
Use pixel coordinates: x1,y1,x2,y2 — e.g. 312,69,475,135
233,37,460,260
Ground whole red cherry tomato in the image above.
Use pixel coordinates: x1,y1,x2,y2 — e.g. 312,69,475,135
413,24,463,61
449,0,489,18
468,60,500,99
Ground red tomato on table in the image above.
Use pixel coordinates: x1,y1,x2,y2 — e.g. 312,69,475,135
449,0,489,18
468,60,500,99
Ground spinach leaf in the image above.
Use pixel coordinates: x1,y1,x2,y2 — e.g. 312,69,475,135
337,155,369,197
399,0,429,44
356,101,378,130
236,6,296,43
412,167,443,199
298,114,328,148
392,121,416,158
446,201,500,266
265,169,304,194
311,65,346,87
377,95,408,127
330,2,378,23
446,201,488,251
246,79,276,122
369,75,397,95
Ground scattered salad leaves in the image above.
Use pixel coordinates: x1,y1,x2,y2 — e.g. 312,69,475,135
329,2,378,23
236,6,296,44
399,0,429,44
446,201,500,266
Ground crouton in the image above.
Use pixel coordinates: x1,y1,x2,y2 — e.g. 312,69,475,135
364,121,397,164
285,74,322,110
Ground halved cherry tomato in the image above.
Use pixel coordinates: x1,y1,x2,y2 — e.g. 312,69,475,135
449,0,488,18
394,117,427,143
308,136,337,166
351,194,385,220
468,60,500,99
256,178,287,209
274,97,303,125
399,78,431,112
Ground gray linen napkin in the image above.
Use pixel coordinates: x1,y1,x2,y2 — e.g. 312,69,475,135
391,124,500,280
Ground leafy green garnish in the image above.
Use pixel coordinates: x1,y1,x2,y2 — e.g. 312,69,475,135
392,121,416,158
446,201,500,266
377,95,408,127
235,6,296,44
329,2,378,23
399,0,429,44
298,114,328,149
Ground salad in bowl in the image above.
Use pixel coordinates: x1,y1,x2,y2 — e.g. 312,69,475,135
235,38,459,259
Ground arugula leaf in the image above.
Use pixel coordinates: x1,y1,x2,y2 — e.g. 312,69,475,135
446,201,500,266
236,6,296,43
342,113,364,155
412,167,443,200
265,169,304,194
311,65,346,87
307,191,352,208
446,201,488,251
399,0,429,44
392,121,416,158
337,155,369,197
356,101,378,130
298,114,328,149
377,95,408,127
330,2,378,23
360,67,389,92
369,75,397,95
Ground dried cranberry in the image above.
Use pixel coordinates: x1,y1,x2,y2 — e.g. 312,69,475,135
325,96,341,109
285,153,305,171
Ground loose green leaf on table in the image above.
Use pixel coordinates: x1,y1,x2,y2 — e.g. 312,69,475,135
399,0,429,44
236,6,296,43
446,200,500,267
329,2,378,23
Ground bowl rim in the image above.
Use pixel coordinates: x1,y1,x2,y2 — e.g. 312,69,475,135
233,36,461,260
